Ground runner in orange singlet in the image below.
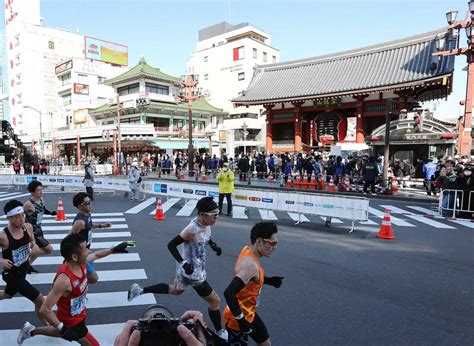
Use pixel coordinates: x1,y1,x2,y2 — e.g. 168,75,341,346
223,221,284,345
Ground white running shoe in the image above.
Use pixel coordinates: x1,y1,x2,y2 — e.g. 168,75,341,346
127,283,144,302
17,321,35,345
216,329,228,341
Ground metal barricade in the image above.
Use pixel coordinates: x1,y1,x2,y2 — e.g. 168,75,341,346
438,189,474,219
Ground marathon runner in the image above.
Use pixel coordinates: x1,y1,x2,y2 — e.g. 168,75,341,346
17,233,135,345
223,221,284,345
0,200,47,325
127,196,228,341
23,181,55,274
69,192,111,284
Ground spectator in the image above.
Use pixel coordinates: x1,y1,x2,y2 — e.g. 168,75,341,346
83,161,95,201
128,162,141,201
362,156,378,194
217,163,234,216
422,158,438,196
436,163,457,217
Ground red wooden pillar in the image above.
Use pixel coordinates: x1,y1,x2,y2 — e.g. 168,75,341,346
355,95,367,143
265,105,274,153
76,135,81,166
292,102,303,151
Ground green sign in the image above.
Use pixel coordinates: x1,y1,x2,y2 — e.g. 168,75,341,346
314,98,342,107
140,114,147,124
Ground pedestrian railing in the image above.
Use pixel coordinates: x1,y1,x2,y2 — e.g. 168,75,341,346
438,189,474,219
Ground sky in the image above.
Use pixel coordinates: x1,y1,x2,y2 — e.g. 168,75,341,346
39,0,470,120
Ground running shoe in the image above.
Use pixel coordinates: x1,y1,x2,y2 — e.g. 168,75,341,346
127,283,144,302
17,321,35,344
216,329,228,341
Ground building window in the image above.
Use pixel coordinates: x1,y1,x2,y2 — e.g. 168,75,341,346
59,72,71,86
118,83,139,96
204,56,208,62
253,48,257,59
48,40,55,50
204,74,208,80
263,52,267,62
61,93,72,106
98,76,106,84
238,72,245,81
145,82,169,95
233,46,244,61
272,55,276,63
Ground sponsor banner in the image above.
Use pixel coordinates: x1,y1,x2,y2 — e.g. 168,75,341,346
85,36,128,66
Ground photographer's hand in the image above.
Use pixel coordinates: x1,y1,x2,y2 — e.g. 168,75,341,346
113,320,141,346
178,311,207,346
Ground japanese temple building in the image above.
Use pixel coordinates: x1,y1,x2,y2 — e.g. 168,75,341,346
233,28,457,154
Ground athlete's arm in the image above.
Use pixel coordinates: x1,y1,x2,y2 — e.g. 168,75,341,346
92,222,112,229
224,257,258,317
43,206,55,215
39,273,71,327
68,219,85,235
25,223,41,257
23,201,35,216
87,241,135,262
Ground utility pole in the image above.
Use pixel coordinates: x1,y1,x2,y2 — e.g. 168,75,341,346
383,99,393,183
116,93,122,174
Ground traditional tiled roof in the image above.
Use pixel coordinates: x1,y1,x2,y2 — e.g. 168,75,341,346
105,57,181,86
234,28,456,105
90,97,225,116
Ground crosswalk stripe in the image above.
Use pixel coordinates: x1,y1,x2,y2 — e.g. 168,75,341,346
0,213,125,219
176,199,197,216
0,218,127,226
319,216,344,223
449,219,474,229
406,206,438,216
0,192,24,198
43,224,129,231
288,213,310,223
0,269,147,286
1,323,125,345
0,291,156,313
368,207,415,227
232,206,248,219
125,197,156,214
34,253,140,266
52,241,131,251
380,205,455,229
0,193,30,201
150,197,181,215
258,209,278,220
45,231,131,240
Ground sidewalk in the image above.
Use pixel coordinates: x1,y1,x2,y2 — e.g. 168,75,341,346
142,172,438,204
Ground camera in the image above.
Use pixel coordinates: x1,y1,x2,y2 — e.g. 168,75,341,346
133,304,195,346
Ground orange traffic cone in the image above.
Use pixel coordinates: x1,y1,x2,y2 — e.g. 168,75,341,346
55,197,67,221
201,172,207,181
327,177,335,192
268,173,274,183
179,169,185,180
377,210,395,240
153,196,165,220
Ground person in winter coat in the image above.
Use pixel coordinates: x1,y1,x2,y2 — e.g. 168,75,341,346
83,161,95,200
217,163,234,215
128,163,141,201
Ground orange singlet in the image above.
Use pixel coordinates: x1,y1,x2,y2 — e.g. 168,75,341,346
224,245,264,331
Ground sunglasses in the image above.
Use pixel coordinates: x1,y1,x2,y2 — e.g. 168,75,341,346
263,238,278,247
81,200,92,206
204,212,219,218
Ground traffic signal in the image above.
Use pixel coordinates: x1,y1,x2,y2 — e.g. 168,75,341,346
136,98,150,107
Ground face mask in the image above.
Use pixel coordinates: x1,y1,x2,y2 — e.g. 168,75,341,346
464,170,472,176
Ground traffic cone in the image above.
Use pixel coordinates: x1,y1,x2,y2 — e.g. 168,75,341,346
201,172,207,181
268,172,274,183
55,197,67,221
153,196,165,220
327,177,335,192
377,210,395,240
179,169,185,180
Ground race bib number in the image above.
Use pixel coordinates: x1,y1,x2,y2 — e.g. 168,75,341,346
12,244,31,267
70,292,87,316
37,212,44,225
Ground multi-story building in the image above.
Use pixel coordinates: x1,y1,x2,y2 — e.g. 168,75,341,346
0,3,10,121
187,22,280,156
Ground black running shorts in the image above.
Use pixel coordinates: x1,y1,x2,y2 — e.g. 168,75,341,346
2,272,40,302
192,280,213,297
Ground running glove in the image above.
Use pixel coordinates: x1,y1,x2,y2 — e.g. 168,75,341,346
182,262,194,275
111,241,136,253
264,276,284,288
236,316,252,334
208,239,222,256
61,326,81,341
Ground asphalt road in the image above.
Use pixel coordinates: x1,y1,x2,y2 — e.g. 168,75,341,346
0,187,472,345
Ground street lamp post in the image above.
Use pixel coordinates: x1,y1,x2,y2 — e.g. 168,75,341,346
179,73,202,174
114,93,122,175
242,121,249,155
24,106,43,157
433,3,474,156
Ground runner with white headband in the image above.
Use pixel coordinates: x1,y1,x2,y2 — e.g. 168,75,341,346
0,199,47,324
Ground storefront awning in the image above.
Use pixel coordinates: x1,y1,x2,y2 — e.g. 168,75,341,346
149,140,209,149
